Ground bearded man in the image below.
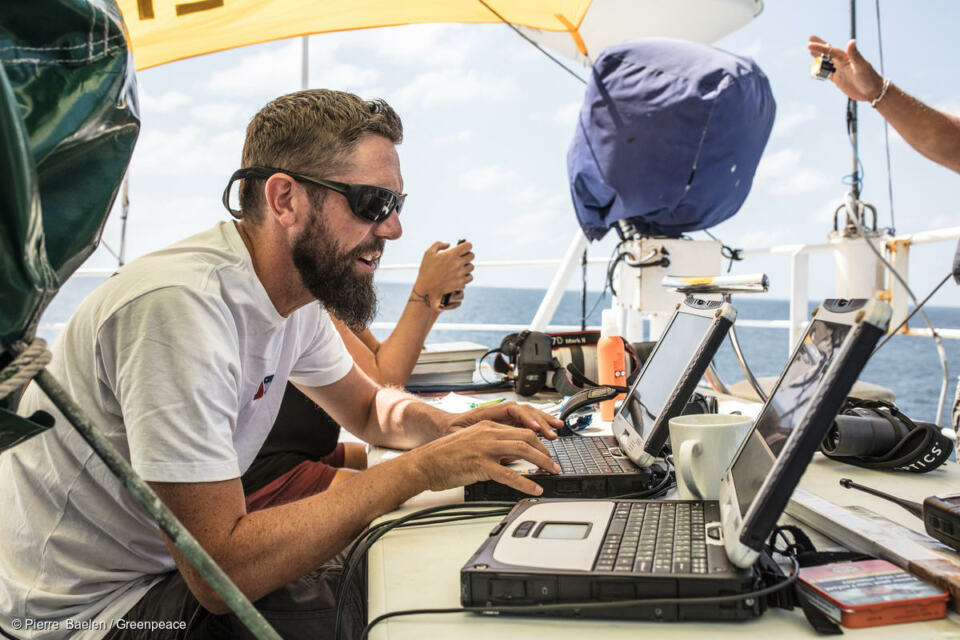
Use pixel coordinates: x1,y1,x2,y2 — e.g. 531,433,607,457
0,89,560,640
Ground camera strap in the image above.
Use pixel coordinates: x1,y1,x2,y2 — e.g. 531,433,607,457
820,398,952,473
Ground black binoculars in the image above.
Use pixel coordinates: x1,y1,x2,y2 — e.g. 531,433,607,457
822,406,933,457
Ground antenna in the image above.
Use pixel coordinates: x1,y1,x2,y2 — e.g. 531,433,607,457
839,478,923,519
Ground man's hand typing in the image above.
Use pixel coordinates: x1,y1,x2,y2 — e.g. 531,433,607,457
406,422,560,496
446,401,562,440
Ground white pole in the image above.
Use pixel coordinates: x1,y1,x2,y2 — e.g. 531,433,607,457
301,36,309,90
789,250,809,357
530,229,588,331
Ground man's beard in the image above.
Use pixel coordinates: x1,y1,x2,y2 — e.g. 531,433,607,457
291,210,381,329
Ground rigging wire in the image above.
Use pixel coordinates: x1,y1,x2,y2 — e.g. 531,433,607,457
99,240,120,262
475,0,588,85
874,0,897,234
836,5,947,425
873,271,953,353
852,215,950,425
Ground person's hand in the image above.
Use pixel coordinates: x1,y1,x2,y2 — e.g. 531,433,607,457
410,241,475,311
808,36,885,103
408,421,561,495
447,401,562,440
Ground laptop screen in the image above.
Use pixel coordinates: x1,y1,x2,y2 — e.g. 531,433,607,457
728,318,850,517
614,310,714,443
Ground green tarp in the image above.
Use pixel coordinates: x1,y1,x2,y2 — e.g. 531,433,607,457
0,0,139,352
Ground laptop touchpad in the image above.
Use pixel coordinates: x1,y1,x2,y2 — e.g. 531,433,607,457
492,501,614,571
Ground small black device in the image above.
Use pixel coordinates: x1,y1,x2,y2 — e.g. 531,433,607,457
557,386,713,434
440,238,467,308
558,386,621,424
810,54,835,80
839,478,960,553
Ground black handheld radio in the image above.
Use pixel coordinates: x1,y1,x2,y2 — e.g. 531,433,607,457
840,478,960,553
441,239,467,308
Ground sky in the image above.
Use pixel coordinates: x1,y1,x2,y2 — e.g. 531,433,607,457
84,0,960,310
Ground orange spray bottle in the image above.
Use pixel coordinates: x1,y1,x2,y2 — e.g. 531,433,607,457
597,309,626,421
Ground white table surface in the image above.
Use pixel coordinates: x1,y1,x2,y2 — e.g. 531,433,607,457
363,395,960,639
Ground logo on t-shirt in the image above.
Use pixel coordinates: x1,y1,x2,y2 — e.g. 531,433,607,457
253,374,275,400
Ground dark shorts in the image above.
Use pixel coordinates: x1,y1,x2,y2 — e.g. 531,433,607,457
103,551,365,640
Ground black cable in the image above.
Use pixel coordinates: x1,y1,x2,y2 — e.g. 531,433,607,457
875,0,896,235
361,556,800,639
606,251,628,298
334,502,515,640
609,461,674,499
702,229,744,273
475,0,589,86
342,503,510,591
392,511,511,528
337,508,513,602
361,607,466,640
338,508,512,584
336,521,392,599
605,242,669,300
476,348,507,385
339,501,513,601
873,271,953,354
583,244,621,322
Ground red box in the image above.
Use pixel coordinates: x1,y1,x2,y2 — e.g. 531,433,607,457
798,559,948,628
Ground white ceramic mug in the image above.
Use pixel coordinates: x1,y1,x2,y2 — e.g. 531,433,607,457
669,413,753,500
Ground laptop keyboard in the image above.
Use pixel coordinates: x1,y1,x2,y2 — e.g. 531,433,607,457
595,502,708,574
542,436,634,474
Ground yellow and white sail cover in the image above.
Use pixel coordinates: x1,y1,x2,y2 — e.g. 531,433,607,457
118,0,591,69
117,0,761,70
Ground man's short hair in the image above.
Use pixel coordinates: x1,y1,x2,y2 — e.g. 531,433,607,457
239,89,403,223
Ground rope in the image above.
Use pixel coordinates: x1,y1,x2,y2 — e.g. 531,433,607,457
0,338,51,400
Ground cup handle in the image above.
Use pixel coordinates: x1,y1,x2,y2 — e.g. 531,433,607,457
678,439,704,500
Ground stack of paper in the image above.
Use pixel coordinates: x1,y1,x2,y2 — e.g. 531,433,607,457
408,341,488,386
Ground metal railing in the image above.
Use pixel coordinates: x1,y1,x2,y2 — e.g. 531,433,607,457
44,228,960,342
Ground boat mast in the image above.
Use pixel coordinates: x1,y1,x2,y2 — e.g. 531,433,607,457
848,0,860,204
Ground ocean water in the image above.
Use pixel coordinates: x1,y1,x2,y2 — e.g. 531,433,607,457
39,278,960,426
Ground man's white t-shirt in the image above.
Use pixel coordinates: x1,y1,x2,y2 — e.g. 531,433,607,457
0,221,354,639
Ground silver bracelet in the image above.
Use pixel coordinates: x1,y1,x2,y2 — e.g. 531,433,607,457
870,78,891,108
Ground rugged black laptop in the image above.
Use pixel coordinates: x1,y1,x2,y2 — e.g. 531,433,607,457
461,298,891,621
465,297,736,501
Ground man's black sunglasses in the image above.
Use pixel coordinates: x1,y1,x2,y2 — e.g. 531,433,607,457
222,166,406,224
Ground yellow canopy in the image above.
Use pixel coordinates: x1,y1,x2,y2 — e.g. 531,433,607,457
118,0,592,70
